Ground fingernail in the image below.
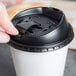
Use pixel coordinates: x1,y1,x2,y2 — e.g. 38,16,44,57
12,27,19,35
0,33,10,43
9,23,19,35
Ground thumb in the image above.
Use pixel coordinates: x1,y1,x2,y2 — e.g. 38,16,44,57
0,31,10,43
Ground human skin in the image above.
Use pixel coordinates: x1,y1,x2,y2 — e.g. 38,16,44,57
0,2,18,43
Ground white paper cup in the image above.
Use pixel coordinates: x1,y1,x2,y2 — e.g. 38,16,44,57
9,7,74,76
10,45,68,76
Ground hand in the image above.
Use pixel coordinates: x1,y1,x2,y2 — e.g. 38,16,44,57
0,3,18,43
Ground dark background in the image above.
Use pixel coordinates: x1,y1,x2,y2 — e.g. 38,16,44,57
0,44,76,76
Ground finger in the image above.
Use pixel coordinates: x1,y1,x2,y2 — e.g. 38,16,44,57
0,3,18,35
0,31,10,43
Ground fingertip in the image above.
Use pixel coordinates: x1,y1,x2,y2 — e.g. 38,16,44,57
5,22,19,35
12,29,19,35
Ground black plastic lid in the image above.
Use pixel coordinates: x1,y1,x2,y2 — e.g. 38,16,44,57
9,7,74,52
